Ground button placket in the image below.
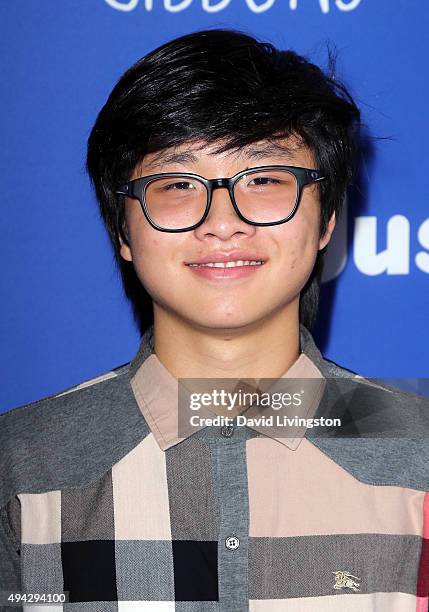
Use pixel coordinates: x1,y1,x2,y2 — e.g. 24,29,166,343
209,427,249,611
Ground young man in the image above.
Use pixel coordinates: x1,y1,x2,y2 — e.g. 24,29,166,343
1,29,429,612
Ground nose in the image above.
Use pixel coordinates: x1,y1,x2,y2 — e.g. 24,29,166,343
193,183,256,241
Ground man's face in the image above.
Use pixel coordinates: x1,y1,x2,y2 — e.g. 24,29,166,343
119,137,336,332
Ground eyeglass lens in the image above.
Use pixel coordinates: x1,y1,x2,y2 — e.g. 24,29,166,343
144,169,298,230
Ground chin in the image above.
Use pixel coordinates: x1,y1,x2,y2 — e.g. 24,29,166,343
185,309,265,332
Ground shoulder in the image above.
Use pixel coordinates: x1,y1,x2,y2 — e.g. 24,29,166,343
1,364,129,447
322,355,429,423
312,355,429,490
0,363,150,508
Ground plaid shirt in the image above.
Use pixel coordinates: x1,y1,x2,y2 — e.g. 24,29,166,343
1,324,429,612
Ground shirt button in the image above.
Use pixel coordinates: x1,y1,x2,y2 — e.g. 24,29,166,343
225,535,240,550
221,424,234,437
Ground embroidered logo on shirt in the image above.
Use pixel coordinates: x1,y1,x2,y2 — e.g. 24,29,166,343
332,570,361,592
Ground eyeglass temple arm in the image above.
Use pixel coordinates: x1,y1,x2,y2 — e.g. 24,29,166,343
305,169,325,182
116,184,131,196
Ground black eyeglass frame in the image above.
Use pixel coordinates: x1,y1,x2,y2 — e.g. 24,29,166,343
116,165,325,233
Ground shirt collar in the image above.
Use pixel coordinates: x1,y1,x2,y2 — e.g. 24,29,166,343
129,324,326,452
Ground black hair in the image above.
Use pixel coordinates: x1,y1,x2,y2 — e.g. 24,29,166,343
86,28,361,334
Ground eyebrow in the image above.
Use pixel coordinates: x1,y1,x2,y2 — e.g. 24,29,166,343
143,151,199,171
238,143,299,163
142,142,301,171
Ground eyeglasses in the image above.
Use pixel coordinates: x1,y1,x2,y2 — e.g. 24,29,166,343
116,165,325,233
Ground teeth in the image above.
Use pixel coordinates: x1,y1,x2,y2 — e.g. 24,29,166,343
189,260,264,268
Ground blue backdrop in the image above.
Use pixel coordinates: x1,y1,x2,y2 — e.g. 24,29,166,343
1,0,428,414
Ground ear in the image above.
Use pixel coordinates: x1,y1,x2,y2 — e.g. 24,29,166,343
119,234,133,262
318,210,336,251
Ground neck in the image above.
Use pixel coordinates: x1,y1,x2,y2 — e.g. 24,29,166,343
152,301,302,381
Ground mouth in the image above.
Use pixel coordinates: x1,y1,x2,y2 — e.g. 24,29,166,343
184,259,267,281
186,260,265,268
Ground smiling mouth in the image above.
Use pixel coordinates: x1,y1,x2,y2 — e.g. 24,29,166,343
186,260,265,268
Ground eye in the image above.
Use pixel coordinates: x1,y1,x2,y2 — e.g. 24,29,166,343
248,176,281,186
164,181,196,191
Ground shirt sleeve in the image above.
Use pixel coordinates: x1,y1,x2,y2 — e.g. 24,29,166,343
0,497,22,612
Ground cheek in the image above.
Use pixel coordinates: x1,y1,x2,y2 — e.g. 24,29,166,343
128,229,186,302
132,235,163,284
278,213,320,273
